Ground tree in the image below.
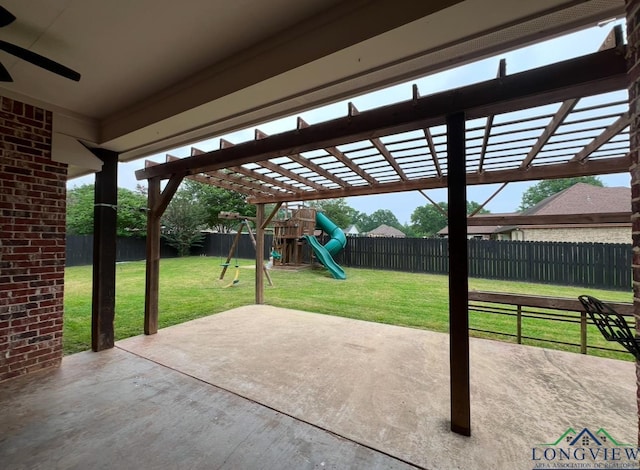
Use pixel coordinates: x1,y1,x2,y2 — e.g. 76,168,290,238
466,201,490,216
116,187,148,236
519,177,603,210
309,198,357,229
363,209,402,232
411,202,448,237
66,184,95,235
161,188,206,256
401,223,419,238
66,184,147,236
352,211,372,232
182,180,255,232
410,201,490,237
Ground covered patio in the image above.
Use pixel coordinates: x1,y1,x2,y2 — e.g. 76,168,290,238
2,1,640,468
1,305,635,469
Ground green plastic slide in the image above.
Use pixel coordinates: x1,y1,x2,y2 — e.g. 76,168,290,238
302,211,347,280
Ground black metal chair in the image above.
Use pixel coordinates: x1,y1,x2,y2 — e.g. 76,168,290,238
578,295,640,360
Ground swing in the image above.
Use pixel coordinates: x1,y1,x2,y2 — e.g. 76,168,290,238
224,263,240,288
224,248,241,288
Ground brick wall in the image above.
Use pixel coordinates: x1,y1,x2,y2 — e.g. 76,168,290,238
521,226,631,244
626,0,640,445
0,96,66,382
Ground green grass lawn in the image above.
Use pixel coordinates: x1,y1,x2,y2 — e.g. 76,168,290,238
63,257,633,360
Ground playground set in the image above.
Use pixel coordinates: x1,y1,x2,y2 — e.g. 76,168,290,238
218,207,347,285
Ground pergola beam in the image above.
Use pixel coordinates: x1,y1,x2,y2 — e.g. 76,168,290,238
248,155,629,204
136,46,627,183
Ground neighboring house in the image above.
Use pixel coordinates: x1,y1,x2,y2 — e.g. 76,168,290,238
343,224,360,236
496,183,630,243
438,213,517,240
437,183,631,243
367,224,406,238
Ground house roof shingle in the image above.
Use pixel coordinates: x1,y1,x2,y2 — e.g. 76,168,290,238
521,183,630,216
367,224,406,237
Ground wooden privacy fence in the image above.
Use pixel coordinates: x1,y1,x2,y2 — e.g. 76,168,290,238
468,291,634,357
340,237,632,291
65,233,274,267
66,234,631,290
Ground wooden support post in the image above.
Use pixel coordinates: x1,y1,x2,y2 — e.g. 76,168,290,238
144,177,161,335
516,305,522,344
91,149,118,352
246,222,273,286
580,310,587,354
255,204,265,304
447,111,471,436
143,173,184,335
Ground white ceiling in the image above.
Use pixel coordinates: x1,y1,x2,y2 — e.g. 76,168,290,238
0,0,625,177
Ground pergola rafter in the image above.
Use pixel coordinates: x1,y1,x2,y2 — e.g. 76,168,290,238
255,128,351,188
172,163,279,199
137,47,628,196
190,146,302,196
297,116,378,185
478,59,506,173
570,112,630,162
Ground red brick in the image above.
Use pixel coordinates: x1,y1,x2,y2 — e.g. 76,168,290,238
0,96,65,382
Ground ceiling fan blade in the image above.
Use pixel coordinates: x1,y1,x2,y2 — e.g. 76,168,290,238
0,61,12,82
0,7,16,27
0,40,80,81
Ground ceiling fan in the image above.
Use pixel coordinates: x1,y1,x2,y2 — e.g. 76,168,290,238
0,6,80,82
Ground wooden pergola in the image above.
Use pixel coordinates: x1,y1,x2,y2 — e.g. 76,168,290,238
134,29,629,437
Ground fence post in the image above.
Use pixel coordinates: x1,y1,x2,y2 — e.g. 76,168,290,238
580,310,587,354
517,305,522,344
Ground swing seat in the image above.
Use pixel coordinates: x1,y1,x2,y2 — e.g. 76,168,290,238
220,263,230,267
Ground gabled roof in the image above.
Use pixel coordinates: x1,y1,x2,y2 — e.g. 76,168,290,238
522,183,630,216
493,183,630,232
368,224,406,237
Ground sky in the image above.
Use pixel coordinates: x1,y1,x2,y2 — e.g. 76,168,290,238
68,20,630,225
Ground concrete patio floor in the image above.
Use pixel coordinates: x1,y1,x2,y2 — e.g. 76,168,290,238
1,305,636,469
